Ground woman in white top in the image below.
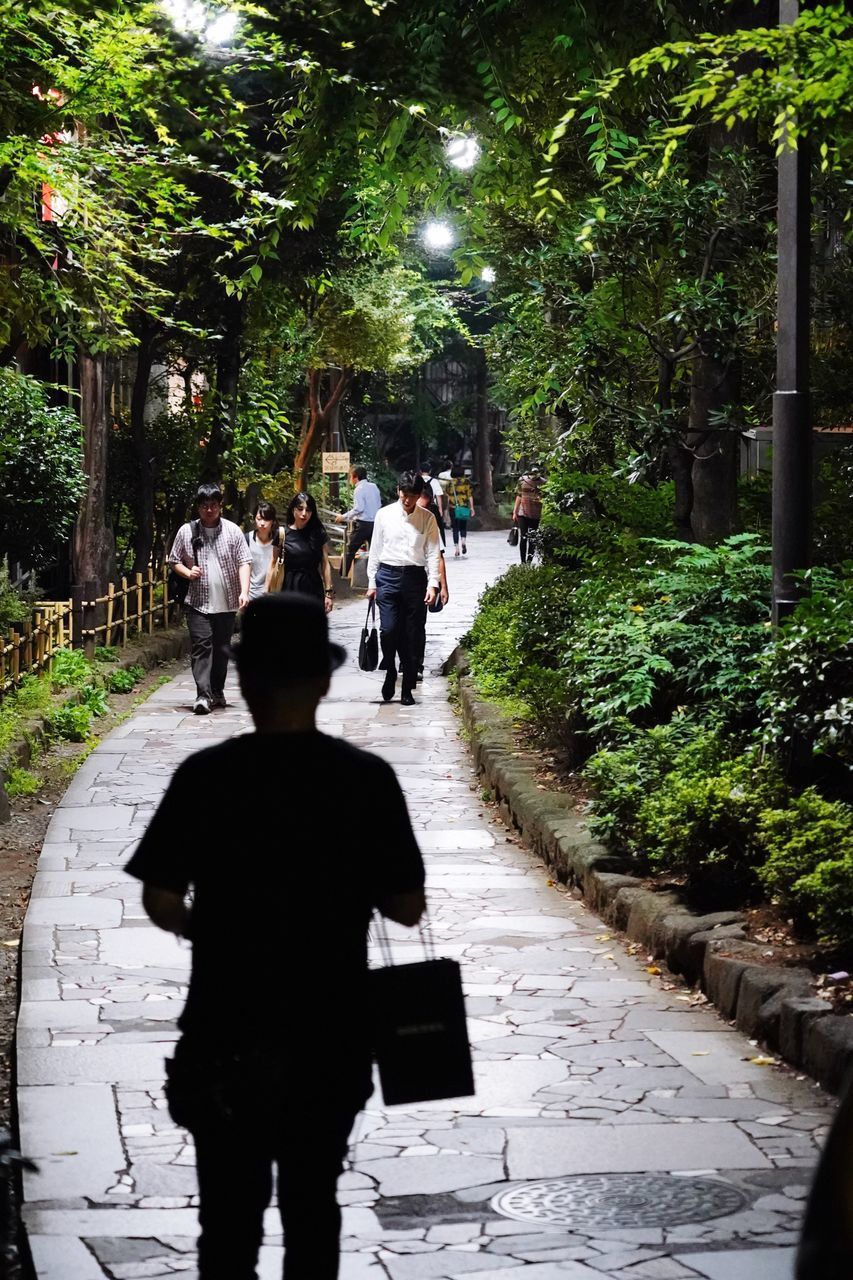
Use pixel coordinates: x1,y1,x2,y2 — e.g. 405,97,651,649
245,501,280,600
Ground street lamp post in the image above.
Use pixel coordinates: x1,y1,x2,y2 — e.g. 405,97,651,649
771,0,812,625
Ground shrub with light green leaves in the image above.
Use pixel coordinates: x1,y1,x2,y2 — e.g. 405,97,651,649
758,790,853,946
46,702,94,743
51,648,95,691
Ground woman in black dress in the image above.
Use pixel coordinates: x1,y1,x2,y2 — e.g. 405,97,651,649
267,491,335,614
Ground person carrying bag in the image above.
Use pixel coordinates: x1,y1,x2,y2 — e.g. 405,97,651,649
447,466,474,557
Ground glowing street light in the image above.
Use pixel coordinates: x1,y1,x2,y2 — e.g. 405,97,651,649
160,0,239,44
423,220,455,253
444,134,481,171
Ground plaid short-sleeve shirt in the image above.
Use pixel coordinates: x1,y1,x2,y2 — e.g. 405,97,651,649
168,518,251,614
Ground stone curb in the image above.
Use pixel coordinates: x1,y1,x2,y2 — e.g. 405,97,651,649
0,625,190,821
448,647,853,1095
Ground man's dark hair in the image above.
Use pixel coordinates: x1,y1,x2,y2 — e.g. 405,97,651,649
398,471,425,495
420,462,432,476
352,465,367,482
196,482,222,505
450,465,465,479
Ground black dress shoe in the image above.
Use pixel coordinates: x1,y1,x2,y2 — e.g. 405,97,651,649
382,671,397,701
400,689,416,706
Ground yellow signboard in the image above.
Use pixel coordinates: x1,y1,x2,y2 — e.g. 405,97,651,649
322,451,351,474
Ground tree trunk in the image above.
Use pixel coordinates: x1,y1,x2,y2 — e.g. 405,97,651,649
204,293,243,480
472,349,498,521
130,330,158,573
688,347,740,543
73,350,116,592
294,366,352,490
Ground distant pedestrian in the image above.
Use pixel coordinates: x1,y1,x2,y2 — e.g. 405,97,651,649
168,482,250,715
446,466,475,558
367,472,441,705
512,466,544,564
126,592,426,1280
420,462,446,518
245,501,281,601
335,465,382,576
415,485,449,680
268,492,335,614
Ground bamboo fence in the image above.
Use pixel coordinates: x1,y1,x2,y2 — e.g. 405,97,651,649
0,565,182,701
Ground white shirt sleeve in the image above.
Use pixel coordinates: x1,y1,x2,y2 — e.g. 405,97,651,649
367,506,385,588
424,513,441,589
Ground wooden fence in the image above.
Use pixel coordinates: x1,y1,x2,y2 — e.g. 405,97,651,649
0,566,182,702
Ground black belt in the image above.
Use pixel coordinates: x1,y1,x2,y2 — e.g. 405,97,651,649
378,563,426,575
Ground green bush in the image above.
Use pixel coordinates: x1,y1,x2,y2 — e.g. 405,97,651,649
46,702,94,743
563,535,771,745
94,645,119,663
51,648,95,691
0,368,86,569
758,568,853,779
466,564,578,742
4,767,40,798
636,749,787,906
540,466,674,567
81,685,109,717
107,665,144,694
758,790,853,945
0,565,28,635
586,719,722,854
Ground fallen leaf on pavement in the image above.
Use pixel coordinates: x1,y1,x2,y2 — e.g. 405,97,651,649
646,965,661,975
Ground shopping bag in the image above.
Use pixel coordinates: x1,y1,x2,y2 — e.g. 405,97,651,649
369,917,474,1106
358,598,379,671
507,525,519,547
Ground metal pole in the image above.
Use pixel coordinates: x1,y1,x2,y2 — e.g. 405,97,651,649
771,0,812,625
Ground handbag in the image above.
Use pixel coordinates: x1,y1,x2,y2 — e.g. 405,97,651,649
170,519,201,605
450,480,471,523
267,528,285,593
369,913,474,1106
507,525,519,547
358,598,379,671
428,588,443,614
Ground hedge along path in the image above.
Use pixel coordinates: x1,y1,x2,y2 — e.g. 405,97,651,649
17,531,832,1280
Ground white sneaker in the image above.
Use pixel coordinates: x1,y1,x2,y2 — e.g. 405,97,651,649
193,696,211,715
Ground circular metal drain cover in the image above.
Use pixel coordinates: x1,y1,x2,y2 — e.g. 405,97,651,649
492,1174,748,1231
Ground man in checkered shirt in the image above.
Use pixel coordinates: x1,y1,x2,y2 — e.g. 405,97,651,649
169,482,251,715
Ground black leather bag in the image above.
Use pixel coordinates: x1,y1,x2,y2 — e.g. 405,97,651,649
428,589,443,613
507,525,519,547
358,598,379,671
369,916,474,1106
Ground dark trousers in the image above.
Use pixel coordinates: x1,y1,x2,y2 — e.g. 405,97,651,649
375,564,427,693
517,516,540,563
344,520,374,576
449,514,469,545
192,1105,359,1280
185,608,235,699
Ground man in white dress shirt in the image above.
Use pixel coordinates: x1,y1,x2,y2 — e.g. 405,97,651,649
335,465,383,576
367,471,442,706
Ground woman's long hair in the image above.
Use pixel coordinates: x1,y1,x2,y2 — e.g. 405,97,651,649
285,491,327,548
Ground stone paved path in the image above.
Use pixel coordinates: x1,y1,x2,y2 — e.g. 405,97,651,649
17,531,832,1280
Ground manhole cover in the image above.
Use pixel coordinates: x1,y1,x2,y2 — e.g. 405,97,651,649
492,1174,748,1230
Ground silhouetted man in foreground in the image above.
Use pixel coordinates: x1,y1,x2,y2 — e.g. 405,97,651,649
126,594,426,1280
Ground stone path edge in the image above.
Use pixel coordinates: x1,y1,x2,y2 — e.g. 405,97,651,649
0,626,190,818
447,646,853,1096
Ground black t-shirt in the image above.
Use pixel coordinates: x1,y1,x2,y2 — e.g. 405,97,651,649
281,525,328,596
126,731,425,1073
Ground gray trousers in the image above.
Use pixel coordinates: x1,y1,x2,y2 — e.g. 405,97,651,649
185,608,235,700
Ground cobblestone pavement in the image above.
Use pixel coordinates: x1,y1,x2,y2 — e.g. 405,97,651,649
18,532,832,1280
